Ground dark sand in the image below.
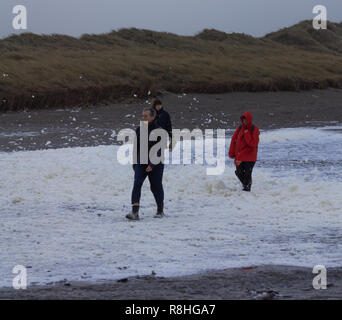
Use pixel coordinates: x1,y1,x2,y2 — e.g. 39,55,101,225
1,89,342,299
1,265,341,300
1,88,342,152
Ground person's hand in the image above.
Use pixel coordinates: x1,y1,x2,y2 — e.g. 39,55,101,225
146,166,153,172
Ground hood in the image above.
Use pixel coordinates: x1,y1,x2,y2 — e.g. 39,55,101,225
240,111,253,127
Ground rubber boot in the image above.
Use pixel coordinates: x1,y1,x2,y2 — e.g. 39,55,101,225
243,184,251,192
126,205,140,220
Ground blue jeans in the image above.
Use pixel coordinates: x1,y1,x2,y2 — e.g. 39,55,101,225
131,164,164,206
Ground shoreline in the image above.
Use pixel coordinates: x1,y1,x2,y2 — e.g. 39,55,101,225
1,89,342,152
1,265,341,300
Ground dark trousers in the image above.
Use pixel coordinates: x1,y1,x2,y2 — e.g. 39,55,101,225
131,164,164,206
235,161,255,190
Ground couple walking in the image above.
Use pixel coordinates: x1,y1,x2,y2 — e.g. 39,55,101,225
126,101,260,221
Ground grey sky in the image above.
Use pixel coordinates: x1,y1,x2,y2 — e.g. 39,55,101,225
1,0,341,39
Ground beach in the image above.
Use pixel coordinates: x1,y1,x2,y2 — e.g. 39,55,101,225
1,89,342,300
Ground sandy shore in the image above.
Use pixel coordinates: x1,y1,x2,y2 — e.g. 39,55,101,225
1,88,342,152
1,265,341,300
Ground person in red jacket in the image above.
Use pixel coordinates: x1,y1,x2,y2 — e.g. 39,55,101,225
229,111,260,191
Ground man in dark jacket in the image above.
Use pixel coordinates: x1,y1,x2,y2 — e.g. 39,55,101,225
152,99,173,151
126,107,167,220
228,111,260,191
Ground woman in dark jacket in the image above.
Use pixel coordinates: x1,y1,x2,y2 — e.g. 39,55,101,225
126,107,166,220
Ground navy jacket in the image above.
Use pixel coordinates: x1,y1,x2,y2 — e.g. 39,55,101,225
156,108,172,140
134,120,164,168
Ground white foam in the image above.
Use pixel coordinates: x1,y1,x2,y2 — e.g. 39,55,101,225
0,143,341,287
260,127,342,144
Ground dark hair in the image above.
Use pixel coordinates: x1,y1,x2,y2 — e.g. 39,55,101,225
151,99,162,110
143,107,156,117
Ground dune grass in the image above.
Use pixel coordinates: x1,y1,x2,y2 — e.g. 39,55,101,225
0,20,342,111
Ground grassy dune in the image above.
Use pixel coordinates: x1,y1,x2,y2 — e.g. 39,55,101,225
0,20,342,111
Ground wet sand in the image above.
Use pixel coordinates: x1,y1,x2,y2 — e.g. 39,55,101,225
1,265,341,300
1,88,342,152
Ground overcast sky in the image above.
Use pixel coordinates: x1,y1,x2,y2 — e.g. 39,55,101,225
1,0,341,39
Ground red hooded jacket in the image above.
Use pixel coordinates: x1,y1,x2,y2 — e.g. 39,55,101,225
228,112,260,166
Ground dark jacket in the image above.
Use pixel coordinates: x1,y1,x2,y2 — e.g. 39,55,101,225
228,111,260,164
134,120,164,168
156,107,172,140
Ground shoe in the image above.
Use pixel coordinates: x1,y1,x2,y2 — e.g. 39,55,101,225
126,205,140,220
154,204,164,218
126,212,139,220
243,184,251,192
154,212,164,218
